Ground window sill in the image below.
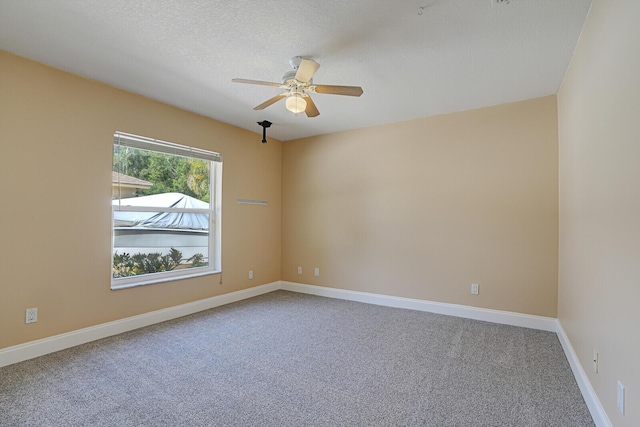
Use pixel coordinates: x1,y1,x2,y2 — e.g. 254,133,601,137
111,269,221,290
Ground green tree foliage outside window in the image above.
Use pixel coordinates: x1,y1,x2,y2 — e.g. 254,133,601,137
114,147,210,202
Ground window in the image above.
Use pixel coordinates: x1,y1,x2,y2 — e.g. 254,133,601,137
111,132,222,289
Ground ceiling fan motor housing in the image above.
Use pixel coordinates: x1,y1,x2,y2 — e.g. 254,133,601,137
281,70,297,83
281,71,313,86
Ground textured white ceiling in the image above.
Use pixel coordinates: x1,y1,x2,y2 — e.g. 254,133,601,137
0,0,591,141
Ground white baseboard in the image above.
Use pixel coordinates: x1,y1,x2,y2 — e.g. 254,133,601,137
0,281,280,368
280,281,558,332
555,321,611,427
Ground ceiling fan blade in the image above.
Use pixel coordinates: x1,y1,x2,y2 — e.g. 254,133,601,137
295,59,320,83
304,96,320,117
254,94,287,110
232,78,282,87
314,84,363,97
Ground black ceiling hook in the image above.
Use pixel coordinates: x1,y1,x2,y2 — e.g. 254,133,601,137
257,120,272,144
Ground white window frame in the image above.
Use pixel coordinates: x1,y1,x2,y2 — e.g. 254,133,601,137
111,131,222,290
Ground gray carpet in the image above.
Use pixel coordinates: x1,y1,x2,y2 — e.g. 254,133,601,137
0,290,594,426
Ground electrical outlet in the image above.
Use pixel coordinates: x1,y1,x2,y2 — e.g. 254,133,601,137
617,381,625,414
25,308,38,324
314,267,320,277
248,270,253,280
593,350,599,373
297,266,302,275
471,283,479,295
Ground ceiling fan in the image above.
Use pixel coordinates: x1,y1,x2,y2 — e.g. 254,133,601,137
232,56,363,117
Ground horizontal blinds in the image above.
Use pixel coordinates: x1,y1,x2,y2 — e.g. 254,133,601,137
114,131,221,162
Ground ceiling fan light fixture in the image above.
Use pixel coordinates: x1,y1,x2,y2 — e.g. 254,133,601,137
286,93,307,114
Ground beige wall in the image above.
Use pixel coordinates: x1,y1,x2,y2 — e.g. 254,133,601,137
282,96,559,317
0,51,282,349
558,0,640,425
